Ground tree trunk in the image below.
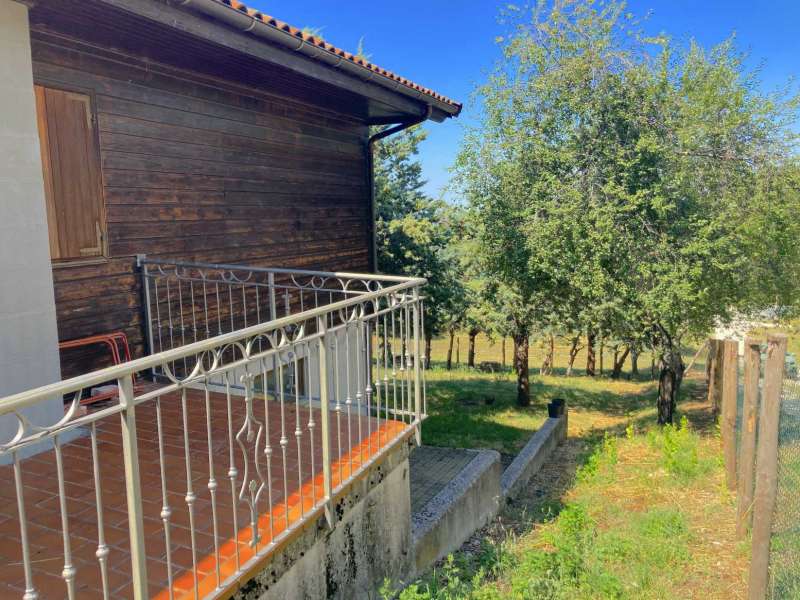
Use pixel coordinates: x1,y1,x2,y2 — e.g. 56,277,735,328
586,330,596,376
456,337,460,366
514,333,530,407
611,346,631,379
566,335,581,377
468,328,478,368
630,347,639,376
424,333,432,369
501,337,506,369
599,336,604,375
657,346,685,425
512,335,519,375
446,330,454,371
540,334,554,376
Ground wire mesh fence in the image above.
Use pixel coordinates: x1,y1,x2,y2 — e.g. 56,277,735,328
711,335,796,598
768,378,800,598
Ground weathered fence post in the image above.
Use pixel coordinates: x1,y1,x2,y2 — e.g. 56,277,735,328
707,338,720,415
721,339,739,491
748,333,787,600
737,338,762,539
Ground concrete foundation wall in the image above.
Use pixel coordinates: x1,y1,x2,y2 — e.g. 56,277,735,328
0,0,64,455
411,449,502,577
501,412,568,500
410,410,569,578
236,436,413,600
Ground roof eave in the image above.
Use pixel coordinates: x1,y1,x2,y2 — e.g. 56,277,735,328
178,0,461,118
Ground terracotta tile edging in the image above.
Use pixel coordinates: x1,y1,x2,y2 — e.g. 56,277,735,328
154,419,414,600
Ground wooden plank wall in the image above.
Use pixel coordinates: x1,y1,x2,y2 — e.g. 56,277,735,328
29,31,372,377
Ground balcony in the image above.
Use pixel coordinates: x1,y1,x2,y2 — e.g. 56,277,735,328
0,260,426,599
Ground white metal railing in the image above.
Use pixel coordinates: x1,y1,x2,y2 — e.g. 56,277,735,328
0,260,426,600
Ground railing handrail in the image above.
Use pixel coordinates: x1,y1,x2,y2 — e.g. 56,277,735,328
137,255,422,284
0,269,426,416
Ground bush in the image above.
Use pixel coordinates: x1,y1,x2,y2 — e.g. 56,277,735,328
649,416,713,480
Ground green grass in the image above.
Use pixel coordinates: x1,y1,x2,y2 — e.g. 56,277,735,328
421,333,704,455
389,420,747,600
383,333,746,599
423,366,681,455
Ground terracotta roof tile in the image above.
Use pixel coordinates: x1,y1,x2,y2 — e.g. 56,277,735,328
210,0,461,112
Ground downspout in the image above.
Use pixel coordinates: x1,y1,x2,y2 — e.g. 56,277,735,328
367,104,432,273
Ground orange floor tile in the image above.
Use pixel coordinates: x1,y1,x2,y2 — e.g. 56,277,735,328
0,388,409,599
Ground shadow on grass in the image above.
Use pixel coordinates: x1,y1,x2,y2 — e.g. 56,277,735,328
421,365,681,454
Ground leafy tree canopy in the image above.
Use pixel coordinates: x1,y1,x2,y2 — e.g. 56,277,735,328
456,0,800,419
374,127,464,350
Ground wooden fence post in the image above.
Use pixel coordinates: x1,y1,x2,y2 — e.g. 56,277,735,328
721,339,739,491
737,338,762,539
748,333,787,600
707,338,720,416
715,338,726,416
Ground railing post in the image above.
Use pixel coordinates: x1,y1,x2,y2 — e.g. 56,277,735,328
268,272,277,321
118,374,148,599
748,333,787,600
420,298,427,415
412,288,423,445
137,255,156,376
317,315,335,527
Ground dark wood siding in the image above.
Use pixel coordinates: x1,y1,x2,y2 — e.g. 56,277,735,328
30,31,372,377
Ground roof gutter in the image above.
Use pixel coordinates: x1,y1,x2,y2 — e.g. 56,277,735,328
367,105,433,272
178,0,460,117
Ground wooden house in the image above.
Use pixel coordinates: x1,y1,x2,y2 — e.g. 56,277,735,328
1,0,460,381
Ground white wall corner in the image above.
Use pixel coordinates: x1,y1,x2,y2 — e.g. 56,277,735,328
0,0,66,458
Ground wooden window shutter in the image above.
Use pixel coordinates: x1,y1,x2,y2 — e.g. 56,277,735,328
34,85,105,261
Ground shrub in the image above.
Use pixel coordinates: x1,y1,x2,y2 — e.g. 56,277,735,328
650,416,713,480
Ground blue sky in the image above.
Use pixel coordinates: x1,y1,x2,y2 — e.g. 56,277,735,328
255,1,800,200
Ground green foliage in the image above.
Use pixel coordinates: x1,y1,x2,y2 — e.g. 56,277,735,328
383,555,501,600
374,126,464,339
577,433,618,483
648,416,714,480
456,0,800,419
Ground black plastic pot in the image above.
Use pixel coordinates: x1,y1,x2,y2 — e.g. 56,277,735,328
548,398,566,418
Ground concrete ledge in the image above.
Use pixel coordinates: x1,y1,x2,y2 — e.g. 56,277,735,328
411,448,502,576
501,411,568,500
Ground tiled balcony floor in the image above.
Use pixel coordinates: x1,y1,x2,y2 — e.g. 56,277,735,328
0,388,406,599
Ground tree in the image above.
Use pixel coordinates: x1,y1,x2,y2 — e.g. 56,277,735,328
460,240,489,370
457,0,799,422
374,126,463,367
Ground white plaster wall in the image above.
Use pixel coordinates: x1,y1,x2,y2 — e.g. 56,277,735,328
0,0,65,455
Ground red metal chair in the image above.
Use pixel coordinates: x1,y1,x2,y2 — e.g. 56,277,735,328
58,332,138,405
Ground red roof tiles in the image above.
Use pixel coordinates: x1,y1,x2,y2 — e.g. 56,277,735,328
215,0,462,112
